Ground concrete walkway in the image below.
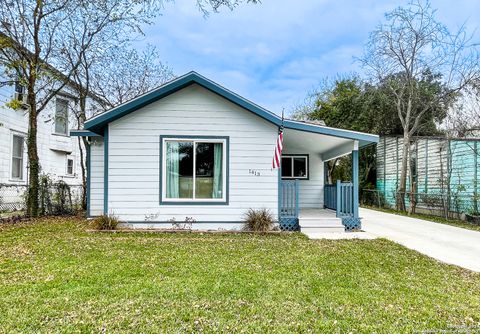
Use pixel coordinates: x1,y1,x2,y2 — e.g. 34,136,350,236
360,208,480,272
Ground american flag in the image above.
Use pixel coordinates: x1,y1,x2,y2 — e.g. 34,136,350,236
272,129,283,169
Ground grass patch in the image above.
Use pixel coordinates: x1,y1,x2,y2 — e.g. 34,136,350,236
363,206,480,232
1,217,480,333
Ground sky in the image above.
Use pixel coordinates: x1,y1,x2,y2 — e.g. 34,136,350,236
135,0,480,115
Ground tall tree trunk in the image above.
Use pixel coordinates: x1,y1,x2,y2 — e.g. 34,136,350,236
397,132,410,211
327,159,338,184
78,137,87,210
407,140,417,215
77,95,88,210
26,91,39,217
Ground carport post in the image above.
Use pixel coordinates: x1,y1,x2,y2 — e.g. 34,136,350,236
352,141,359,220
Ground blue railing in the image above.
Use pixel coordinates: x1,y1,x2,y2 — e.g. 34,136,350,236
324,184,337,210
279,180,299,218
324,181,354,218
279,180,299,231
336,181,354,218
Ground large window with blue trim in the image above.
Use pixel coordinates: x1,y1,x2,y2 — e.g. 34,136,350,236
161,137,227,202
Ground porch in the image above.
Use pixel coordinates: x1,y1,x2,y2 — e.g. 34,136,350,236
279,179,360,232
278,123,367,232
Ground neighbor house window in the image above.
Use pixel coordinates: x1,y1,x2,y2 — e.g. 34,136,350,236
54,98,69,135
11,134,25,180
162,137,227,202
281,155,308,179
14,76,26,102
66,157,74,175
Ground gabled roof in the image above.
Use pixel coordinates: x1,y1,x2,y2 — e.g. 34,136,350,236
80,71,379,146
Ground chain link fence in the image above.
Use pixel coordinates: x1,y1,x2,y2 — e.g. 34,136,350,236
0,182,84,218
361,188,479,221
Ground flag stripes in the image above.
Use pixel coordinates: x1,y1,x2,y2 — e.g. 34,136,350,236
272,131,283,169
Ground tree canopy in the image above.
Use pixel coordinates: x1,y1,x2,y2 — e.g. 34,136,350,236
301,73,451,137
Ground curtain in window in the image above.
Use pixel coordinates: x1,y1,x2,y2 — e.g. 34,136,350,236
166,141,180,198
212,143,223,198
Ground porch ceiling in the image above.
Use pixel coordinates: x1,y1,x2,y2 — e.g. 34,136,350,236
283,128,356,160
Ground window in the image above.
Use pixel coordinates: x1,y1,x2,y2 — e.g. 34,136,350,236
281,155,308,179
14,77,25,102
55,98,69,135
161,137,227,203
11,134,24,180
66,158,74,175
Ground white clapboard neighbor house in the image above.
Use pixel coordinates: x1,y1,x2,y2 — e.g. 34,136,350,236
0,72,100,211
72,72,378,232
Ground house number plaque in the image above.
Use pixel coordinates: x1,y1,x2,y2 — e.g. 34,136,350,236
249,169,261,176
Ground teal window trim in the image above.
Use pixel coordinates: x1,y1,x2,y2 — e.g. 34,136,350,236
159,135,230,206
280,154,309,180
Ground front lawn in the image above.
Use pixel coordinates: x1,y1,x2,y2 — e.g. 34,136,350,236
1,218,479,333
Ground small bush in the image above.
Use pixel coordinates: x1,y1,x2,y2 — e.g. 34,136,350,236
243,208,274,232
91,214,120,230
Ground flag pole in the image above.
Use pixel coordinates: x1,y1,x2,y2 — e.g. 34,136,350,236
280,108,284,133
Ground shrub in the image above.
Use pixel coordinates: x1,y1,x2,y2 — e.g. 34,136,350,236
91,214,120,230
243,208,274,232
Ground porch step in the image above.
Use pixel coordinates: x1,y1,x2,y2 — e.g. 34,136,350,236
299,217,345,233
299,218,343,228
301,226,346,233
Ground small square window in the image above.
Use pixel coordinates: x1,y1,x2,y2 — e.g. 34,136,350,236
281,155,309,179
66,158,74,175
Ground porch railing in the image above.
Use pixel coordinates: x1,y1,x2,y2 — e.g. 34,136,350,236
324,181,354,218
324,184,337,210
279,180,299,231
336,181,354,218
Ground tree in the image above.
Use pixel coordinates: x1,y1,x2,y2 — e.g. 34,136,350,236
89,45,173,110
293,72,454,194
445,85,480,137
1,0,258,216
359,0,480,211
60,0,174,210
0,1,87,217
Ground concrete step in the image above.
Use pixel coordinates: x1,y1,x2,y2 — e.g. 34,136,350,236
300,226,345,233
299,218,343,228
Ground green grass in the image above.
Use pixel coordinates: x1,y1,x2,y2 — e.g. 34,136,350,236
364,206,480,232
1,218,480,333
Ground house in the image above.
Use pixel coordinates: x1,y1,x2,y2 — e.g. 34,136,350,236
72,72,378,231
376,135,480,217
0,71,99,212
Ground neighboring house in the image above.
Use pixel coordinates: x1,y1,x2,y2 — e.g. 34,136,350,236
0,72,100,211
376,135,480,216
72,72,378,231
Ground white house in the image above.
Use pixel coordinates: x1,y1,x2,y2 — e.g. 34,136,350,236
72,72,378,232
0,72,99,211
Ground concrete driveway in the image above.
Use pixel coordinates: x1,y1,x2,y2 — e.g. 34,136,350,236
360,208,480,272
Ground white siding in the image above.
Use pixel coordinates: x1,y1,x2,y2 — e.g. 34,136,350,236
106,84,279,224
0,73,84,187
282,150,324,208
89,137,104,216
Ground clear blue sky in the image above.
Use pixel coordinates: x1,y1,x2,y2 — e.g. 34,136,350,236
136,0,480,114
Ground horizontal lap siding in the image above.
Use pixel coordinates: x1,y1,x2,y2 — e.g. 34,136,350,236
282,150,323,208
107,84,278,223
89,138,104,216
